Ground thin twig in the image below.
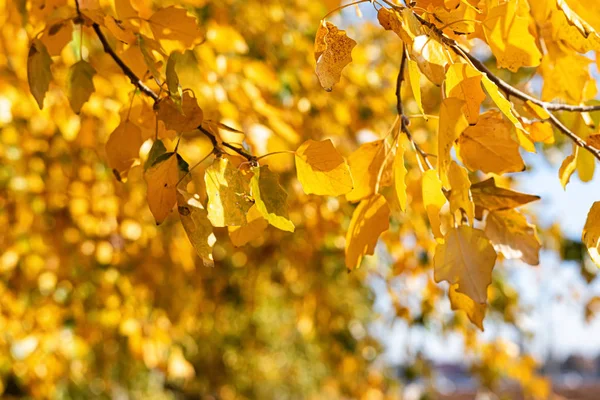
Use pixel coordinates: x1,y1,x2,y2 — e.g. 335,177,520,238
396,46,434,170
407,11,600,161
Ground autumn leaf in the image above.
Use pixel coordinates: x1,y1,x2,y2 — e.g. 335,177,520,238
144,139,167,171
295,139,353,196
148,6,203,49
583,202,600,267
251,166,295,232
406,57,426,118
145,152,188,224
106,120,144,180
204,157,253,227
448,162,474,225
470,178,540,212
177,189,216,266
67,60,96,114
166,52,181,102
482,0,542,72
526,121,555,144
410,35,448,85
40,20,73,56
315,21,357,91
438,98,469,187
434,226,497,304
345,194,390,270
345,140,388,203
422,169,446,239
157,92,204,135
393,141,408,212
485,209,541,266
481,76,534,152
444,63,486,125
458,111,525,174
228,205,269,247
557,0,600,41
559,150,578,189
27,39,53,109
449,284,486,331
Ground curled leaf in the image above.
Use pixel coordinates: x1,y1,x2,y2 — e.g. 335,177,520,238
315,21,357,91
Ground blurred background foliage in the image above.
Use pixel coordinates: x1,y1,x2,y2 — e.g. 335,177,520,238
0,0,595,398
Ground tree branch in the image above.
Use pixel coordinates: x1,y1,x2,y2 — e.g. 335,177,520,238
409,11,600,161
77,0,258,164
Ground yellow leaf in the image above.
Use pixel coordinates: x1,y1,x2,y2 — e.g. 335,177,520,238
434,225,497,304
295,139,353,196
525,121,554,144
177,190,216,267
524,100,550,120
444,63,486,124
204,157,253,227
157,92,204,135
470,177,540,212
406,58,426,118
558,150,578,189
458,111,525,174
165,51,182,102
411,35,448,85
583,201,600,267
315,21,357,91
251,166,295,232
449,284,486,331
40,20,73,56
482,0,542,72
437,98,469,187
104,15,136,44
576,143,595,182
393,142,408,212
448,161,474,225
422,169,447,239
485,209,541,266
228,205,268,247
67,60,96,114
27,39,53,110
377,7,423,46
346,140,387,203
345,194,390,270
481,76,534,152
148,6,203,49
106,120,143,180
557,0,600,41
587,134,600,148
145,153,182,224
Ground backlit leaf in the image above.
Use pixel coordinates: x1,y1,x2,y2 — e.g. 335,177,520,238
438,98,469,187
448,161,474,225
67,60,96,114
148,6,203,49
485,209,541,266
251,166,295,232
145,152,185,224
449,284,486,331
434,225,497,304
422,169,446,239
204,157,253,227
346,140,387,203
482,0,542,72
345,194,390,270
393,141,407,212
315,21,357,91
559,150,578,190
583,201,600,267
458,111,525,174
157,92,204,134
444,63,486,125
228,205,269,247
470,178,540,212
295,139,353,196
106,120,143,180
27,39,53,110
177,189,216,267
